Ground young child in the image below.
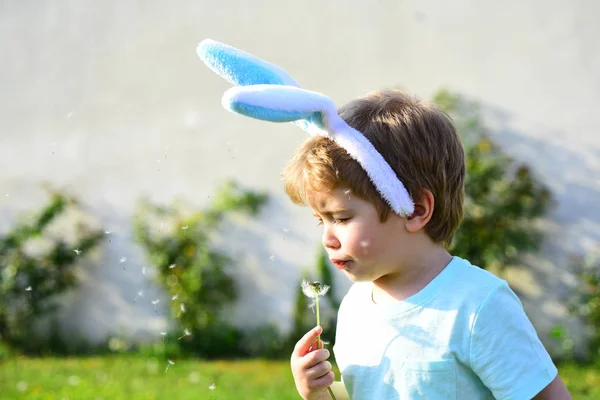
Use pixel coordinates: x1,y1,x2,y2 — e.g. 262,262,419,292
197,39,571,400
284,91,572,399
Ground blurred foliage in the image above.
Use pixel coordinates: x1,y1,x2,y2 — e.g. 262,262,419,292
434,89,553,270
0,187,103,353
568,251,600,362
133,180,268,359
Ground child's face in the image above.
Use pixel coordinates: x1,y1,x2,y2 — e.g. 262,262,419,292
308,187,409,283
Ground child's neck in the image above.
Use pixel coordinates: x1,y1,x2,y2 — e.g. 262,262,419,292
371,246,453,306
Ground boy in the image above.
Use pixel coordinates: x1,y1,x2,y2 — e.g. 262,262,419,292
284,90,572,399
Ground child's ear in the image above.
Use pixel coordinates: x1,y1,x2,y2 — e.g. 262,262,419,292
405,189,434,233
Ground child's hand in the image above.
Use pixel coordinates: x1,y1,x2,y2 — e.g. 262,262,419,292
291,326,335,400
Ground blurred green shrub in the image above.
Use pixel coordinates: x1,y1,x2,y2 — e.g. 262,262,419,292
133,180,267,358
0,187,103,353
434,90,553,271
569,251,600,362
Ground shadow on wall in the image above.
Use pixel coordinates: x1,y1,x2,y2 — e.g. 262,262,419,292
43,192,314,345
474,99,600,356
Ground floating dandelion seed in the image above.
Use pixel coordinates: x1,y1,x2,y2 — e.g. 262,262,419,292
169,264,176,269
5,193,8,197
66,112,73,118
134,291,144,302
165,359,174,372
301,280,336,400
152,299,160,305
160,332,167,341
25,286,32,292
142,267,146,275
209,383,216,390
120,257,127,263
344,189,351,195
178,303,186,317
73,249,81,256
270,255,275,262
104,230,111,235
283,228,290,233
181,225,189,230
178,328,191,340
171,294,178,301
360,240,370,248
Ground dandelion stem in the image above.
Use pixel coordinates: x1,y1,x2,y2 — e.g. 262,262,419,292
316,293,337,400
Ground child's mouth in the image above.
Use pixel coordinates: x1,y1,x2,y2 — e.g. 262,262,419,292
332,260,349,270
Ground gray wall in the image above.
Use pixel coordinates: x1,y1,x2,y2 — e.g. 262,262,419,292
1,0,599,352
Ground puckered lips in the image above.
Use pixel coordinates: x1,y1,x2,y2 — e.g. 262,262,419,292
331,259,350,270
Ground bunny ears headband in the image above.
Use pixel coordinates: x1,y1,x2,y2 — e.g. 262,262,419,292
197,39,415,216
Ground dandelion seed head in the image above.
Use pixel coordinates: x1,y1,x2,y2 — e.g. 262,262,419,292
169,264,176,269
73,249,81,255
119,257,127,263
168,359,174,365
209,383,216,390
301,280,330,298
184,328,191,336
179,304,186,312
171,294,178,301
160,332,167,337
181,225,189,230
25,286,32,292
152,299,160,305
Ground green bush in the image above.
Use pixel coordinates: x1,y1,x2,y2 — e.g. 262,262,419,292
434,90,553,271
569,251,600,362
0,187,104,353
133,180,268,358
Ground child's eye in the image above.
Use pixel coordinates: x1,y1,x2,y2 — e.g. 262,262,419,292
316,219,323,226
333,218,350,225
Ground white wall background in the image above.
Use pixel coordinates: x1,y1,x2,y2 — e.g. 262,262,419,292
1,0,598,352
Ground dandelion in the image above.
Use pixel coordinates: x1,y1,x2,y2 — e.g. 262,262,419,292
171,294,178,301
360,240,370,248
209,383,216,390
178,303,186,317
178,328,191,340
270,255,275,262
152,299,160,305
134,290,144,302
104,230,111,235
142,267,146,275
73,249,81,256
165,359,174,372
181,225,189,230
301,280,336,400
25,286,32,292
120,257,127,263
169,264,176,269
160,332,167,342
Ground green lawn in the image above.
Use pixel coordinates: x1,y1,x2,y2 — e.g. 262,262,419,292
1,356,599,399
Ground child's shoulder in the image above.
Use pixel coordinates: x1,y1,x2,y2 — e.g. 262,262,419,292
444,256,513,306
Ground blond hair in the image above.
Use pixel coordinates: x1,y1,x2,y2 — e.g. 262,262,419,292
281,90,465,246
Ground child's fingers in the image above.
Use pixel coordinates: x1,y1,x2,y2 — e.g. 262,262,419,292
293,326,323,357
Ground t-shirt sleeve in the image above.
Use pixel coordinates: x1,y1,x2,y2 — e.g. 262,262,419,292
470,282,558,400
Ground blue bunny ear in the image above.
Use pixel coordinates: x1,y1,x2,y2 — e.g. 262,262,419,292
197,39,298,87
222,85,335,131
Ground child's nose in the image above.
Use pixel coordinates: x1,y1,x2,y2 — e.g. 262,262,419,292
322,226,341,249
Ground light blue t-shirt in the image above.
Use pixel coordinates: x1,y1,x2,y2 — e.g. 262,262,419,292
333,256,557,400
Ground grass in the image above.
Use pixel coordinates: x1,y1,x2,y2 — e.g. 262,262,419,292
1,356,599,399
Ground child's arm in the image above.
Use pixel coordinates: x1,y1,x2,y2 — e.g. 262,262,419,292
330,381,350,400
533,376,572,400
